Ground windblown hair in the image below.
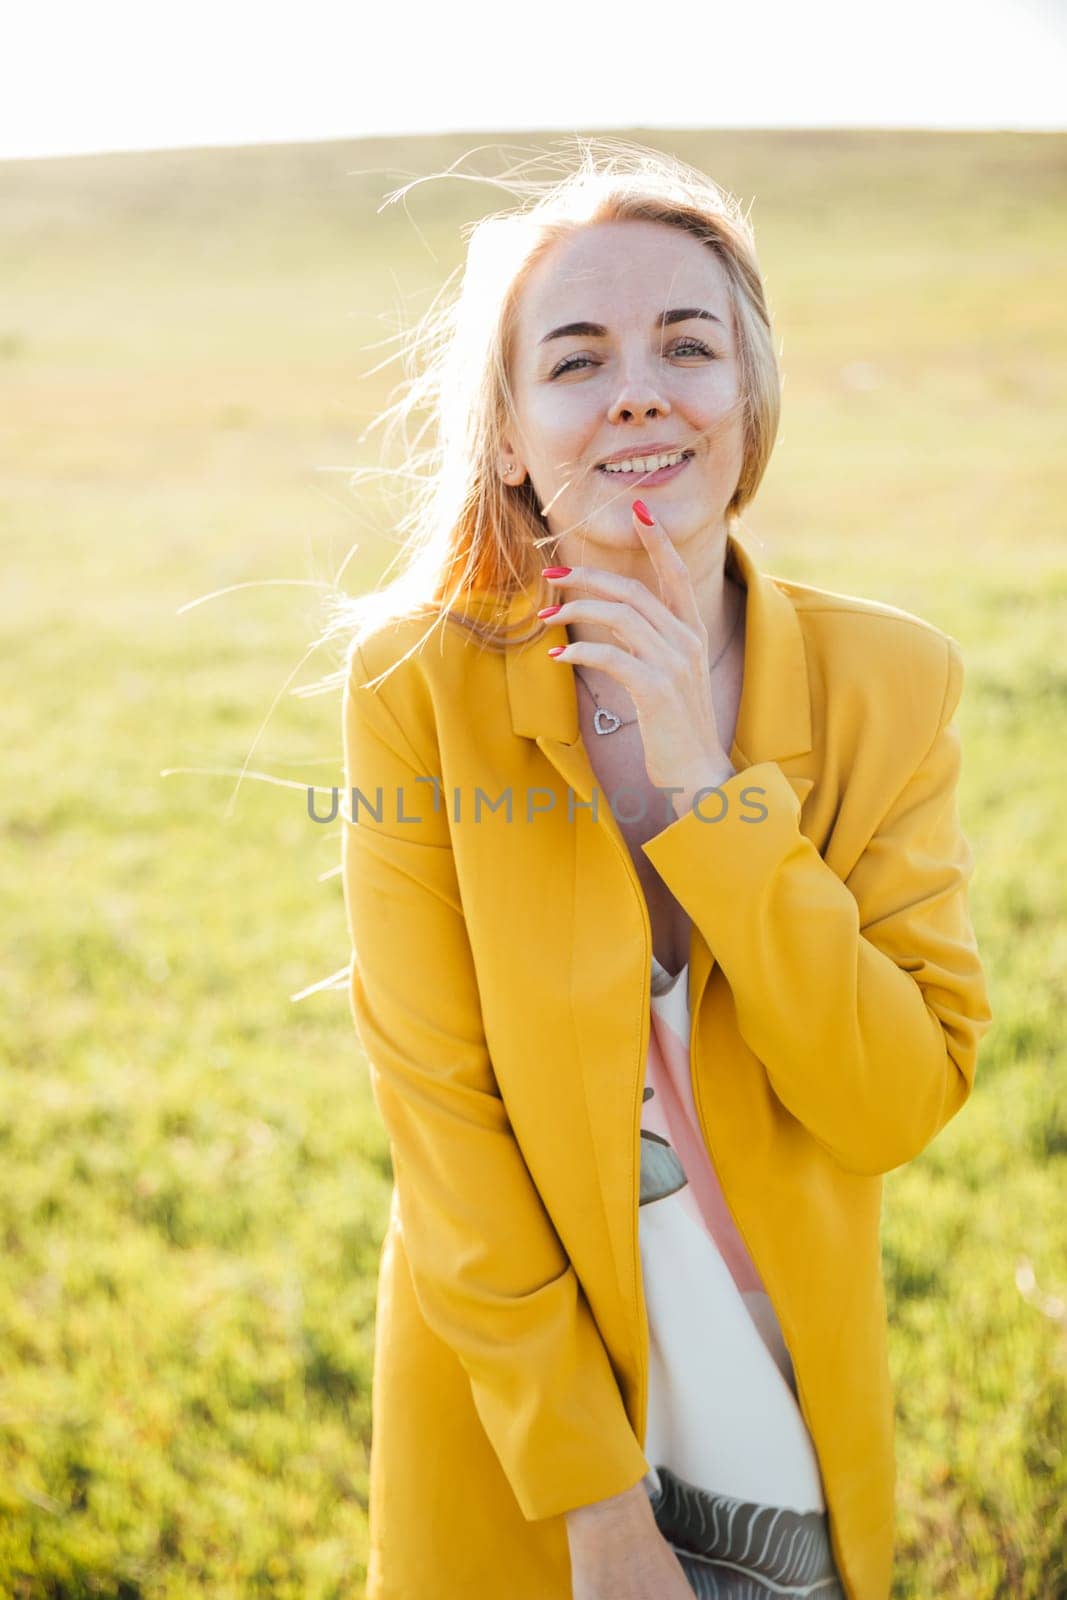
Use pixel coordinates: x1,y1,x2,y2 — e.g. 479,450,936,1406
317,135,781,691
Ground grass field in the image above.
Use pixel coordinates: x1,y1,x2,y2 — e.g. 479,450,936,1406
1,128,1065,1597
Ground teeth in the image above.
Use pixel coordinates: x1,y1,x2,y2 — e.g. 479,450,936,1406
601,450,688,474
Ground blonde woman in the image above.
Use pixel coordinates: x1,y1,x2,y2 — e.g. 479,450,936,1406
337,141,993,1600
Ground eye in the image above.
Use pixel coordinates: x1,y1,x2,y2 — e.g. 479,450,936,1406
549,353,599,379
548,337,716,380
669,337,715,359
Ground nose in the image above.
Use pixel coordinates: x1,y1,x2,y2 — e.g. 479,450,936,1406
606,359,672,425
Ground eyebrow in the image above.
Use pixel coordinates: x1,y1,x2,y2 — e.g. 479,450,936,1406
538,307,724,345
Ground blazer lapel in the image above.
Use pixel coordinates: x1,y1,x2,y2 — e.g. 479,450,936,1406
501,529,816,1330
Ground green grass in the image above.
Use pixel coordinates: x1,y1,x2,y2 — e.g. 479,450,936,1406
1,128,1064,1598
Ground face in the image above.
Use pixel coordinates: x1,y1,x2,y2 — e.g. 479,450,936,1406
505,219,746,558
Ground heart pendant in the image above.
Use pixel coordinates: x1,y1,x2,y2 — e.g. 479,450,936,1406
593,708,622,736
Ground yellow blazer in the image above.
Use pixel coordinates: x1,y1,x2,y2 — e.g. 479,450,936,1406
340,528,993,1600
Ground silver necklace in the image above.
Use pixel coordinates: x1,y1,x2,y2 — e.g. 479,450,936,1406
575,587,744,736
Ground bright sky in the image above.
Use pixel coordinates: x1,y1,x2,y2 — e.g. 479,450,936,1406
3,0,1065,161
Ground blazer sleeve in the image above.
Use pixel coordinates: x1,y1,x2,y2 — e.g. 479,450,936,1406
641,635,995,1177
341,642,650,1521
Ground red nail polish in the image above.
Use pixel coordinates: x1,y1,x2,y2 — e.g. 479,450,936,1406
542,566,572,578
537,604,563,618
632,500,654,526
547,646,566,658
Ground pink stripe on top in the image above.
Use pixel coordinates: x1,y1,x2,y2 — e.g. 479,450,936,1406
643,964,767,1297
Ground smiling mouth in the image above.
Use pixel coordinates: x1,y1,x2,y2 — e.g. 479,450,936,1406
597,448,694,475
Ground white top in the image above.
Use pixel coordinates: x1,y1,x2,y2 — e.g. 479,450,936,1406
638,953,846,1597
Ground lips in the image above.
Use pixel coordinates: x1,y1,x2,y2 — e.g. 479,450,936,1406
596,443,693,468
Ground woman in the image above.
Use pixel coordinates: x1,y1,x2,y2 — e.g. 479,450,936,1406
338,143,993,1599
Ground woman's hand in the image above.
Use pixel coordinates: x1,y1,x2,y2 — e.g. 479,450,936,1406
566,1481,695,1600
543,499,737,820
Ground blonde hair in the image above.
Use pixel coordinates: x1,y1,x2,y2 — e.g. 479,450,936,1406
319,135,781,690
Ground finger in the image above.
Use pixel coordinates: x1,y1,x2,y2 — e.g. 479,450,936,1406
631,499,705,634
546,637,668,704
544,564,694,646
541,597,671,665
